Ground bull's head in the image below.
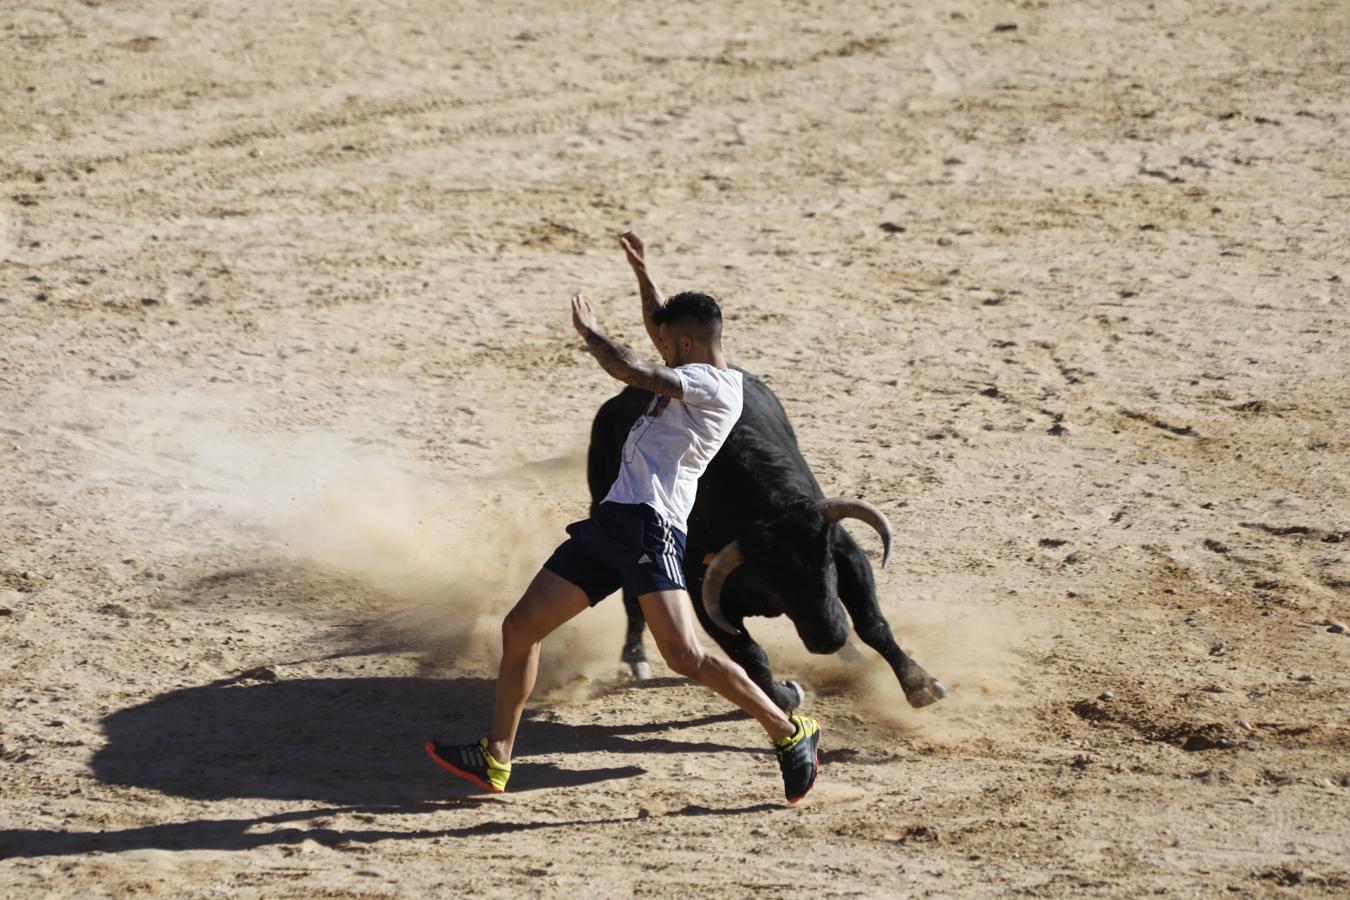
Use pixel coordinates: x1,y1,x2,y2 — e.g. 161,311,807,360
701,498,892,637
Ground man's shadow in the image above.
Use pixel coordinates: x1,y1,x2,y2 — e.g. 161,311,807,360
90,674,747,805
0,673,763,860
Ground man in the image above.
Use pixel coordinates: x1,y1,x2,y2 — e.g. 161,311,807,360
426,232,822,803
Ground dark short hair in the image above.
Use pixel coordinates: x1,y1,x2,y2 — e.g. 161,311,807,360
653,291,722,342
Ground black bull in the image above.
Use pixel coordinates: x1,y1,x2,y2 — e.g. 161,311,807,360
586,368,947,712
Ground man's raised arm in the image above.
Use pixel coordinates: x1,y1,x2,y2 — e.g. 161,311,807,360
619,232,665,352
571,294,683,399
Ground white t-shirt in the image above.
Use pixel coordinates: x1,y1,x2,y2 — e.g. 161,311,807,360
603,364,744,533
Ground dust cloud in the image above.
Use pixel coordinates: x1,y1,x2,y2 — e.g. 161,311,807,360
266,451,632,696
56,381,1027,717
56,382,630,694
755,588,1030,743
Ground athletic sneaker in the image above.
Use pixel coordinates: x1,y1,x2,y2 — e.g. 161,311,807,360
425,737,511,793
773,714,821,803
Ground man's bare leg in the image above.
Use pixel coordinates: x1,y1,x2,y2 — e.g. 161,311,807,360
638,589,795,743
487,568,591,764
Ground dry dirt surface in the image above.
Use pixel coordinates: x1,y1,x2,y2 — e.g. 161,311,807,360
2,0,1348,897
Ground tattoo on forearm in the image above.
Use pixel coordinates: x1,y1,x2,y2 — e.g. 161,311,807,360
639,278,663,313
634,268,664,318
584,329,639,379
583,329,682,396
627,365,681,396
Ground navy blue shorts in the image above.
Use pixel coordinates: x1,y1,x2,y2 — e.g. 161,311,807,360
543,502,688,605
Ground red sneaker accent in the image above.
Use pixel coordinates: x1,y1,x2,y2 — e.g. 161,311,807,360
786,750,821,804
425,740,505,793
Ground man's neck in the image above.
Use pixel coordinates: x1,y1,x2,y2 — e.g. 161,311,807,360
680,346,727,369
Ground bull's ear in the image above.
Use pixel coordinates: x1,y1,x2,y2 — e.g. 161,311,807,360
702,552,716,565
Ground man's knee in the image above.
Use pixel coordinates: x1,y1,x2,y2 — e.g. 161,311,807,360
657,638,705,678
502,605,541,646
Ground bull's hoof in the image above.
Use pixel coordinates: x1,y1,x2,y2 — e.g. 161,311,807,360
778,680,806,712
630,660,652,681
904,678,948,709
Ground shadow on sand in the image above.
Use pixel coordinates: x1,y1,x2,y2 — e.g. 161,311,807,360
90,675,750,804
0,798,781,860
0,675,766,859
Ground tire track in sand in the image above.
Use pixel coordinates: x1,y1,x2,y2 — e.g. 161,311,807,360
48,36,896,200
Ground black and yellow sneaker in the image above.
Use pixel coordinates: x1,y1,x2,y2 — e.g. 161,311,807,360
773,714,821,803
425,737,511,793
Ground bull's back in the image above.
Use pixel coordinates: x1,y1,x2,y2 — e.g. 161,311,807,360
690,374,821,545
586,370,821,543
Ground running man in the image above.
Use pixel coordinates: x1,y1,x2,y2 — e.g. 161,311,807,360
427,232,821,803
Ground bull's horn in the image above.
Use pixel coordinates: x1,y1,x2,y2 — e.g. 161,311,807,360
701,541,744,635
819,497,893,568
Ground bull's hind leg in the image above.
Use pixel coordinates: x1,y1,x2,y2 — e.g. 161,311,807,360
834,539,947,708
621,591,651,680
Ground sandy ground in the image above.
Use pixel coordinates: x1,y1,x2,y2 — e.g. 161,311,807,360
2,0,1349,896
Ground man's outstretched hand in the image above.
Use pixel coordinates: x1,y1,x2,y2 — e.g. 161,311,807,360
571,293,599,338
619,231,645,268
570,290,682,398
620,230,663,349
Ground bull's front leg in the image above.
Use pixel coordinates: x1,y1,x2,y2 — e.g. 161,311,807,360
707,624,806,712
621,591,651,680
833,534,947,708
686,570,804,712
